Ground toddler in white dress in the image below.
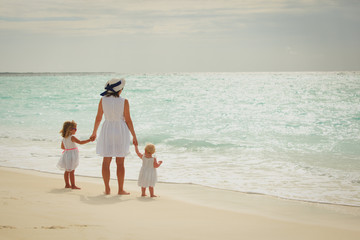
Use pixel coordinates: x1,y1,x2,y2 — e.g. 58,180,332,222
135,143,163,197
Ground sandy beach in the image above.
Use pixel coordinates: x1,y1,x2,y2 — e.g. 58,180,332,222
0,166,359,240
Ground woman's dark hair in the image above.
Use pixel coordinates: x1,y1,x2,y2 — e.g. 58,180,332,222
104,90,121,97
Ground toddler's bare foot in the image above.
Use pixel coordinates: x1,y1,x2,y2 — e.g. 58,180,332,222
150,195,158,198
65,185,71,188
118,190,130,195
141,194,147,197
71,185,81,190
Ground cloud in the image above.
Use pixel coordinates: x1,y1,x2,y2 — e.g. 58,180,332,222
1,0,359,72
0,16,84,22
1,0,349,36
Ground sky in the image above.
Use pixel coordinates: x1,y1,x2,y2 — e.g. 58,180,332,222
0,0,359,73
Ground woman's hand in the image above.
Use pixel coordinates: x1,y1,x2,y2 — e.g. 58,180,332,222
90,99,103,142
90,133,96,141
133,137,138,146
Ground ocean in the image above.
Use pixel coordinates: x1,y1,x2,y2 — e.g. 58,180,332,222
0,72,359,206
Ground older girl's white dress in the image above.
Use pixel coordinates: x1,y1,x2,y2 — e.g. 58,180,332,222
96,96,130,157
138,156,157,187
57,136,79,172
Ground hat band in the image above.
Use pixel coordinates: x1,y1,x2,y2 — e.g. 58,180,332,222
100,80,123,96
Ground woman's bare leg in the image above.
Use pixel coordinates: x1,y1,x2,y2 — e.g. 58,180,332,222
102,157,112,194
116,157,129,195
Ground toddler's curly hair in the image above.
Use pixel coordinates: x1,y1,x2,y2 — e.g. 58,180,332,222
145,143,156,154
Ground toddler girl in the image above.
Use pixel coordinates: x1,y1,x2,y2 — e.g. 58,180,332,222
135,143,163,197
57,120,92,189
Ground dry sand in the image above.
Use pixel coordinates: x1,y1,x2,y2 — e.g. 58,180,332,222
1,166,359,240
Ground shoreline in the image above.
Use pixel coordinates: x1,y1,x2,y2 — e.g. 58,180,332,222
3,165,360,208
1,166,360,240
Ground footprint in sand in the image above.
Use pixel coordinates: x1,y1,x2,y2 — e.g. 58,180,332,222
0,225,16,229
38,225,89,230
41,226,67,229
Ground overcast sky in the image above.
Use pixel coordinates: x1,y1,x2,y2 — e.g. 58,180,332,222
0,0,359,72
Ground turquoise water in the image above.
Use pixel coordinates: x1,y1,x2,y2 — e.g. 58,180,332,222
0,72,359,206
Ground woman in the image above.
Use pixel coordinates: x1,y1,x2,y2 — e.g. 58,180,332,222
90,78,138,195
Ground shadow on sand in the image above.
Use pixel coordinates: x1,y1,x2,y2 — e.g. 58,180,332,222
79,194,131,205
48,188,72,194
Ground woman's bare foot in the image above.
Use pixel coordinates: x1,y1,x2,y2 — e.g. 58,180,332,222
118,190,130,195
71,185,81,190
104,187,111,195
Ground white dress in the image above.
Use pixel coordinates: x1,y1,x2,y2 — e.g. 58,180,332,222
96,96,130,157
57,136,79,172
138,156,157,187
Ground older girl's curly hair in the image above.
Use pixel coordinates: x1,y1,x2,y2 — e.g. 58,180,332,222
60,120,77,138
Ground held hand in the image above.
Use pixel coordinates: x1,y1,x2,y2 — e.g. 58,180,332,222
90,133,96,141
133,137,138,146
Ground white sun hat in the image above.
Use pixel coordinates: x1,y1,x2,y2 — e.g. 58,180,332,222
100,78,126,96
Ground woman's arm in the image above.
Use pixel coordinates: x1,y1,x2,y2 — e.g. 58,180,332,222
134,145,143,159
90,98,103,141
124,99,138,146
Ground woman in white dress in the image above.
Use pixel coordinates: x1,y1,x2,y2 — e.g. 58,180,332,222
90,78,138,195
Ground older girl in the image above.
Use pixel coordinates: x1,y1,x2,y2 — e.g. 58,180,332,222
57,120,92,189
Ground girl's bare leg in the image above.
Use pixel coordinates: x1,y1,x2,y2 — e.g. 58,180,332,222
116,157,129,195
70,170,80,189
149,187,157,197
102,157,112,194
64,171,71,188
141,187,147,197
